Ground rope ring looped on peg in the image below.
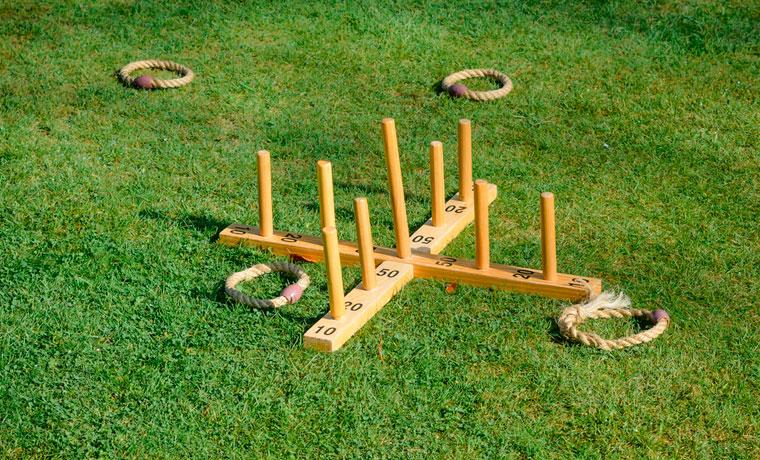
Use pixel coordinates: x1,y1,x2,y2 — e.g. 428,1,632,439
557,281,670,350
441,68,513,101
118,59,195,89
225,262,310,310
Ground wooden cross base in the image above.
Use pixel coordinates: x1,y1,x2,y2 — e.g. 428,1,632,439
219,188,602,352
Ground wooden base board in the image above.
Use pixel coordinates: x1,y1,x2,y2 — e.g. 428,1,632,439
219,225,601,300
303,261,414,352
222,186,602,352
409,184,497,255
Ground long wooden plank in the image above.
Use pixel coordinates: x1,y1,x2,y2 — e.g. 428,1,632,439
409,184,497,255
219,225,601,300
303,261,414,352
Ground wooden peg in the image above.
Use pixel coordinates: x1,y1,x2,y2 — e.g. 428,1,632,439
540,192,557,281
429,141,445,227
474,180,490,270
381,118,411,259
322,226,345,319
353,198,377,291
458,119,472,203
257,150,273,237
317,160,336,229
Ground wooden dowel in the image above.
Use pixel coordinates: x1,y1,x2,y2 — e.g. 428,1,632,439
257,150,273,237
317,160,336,229
322,226,345,319
458,119,472,202
474,180,489,270
429,141,445,227
381,118,411,259
540,192,557,281
353,198,377,290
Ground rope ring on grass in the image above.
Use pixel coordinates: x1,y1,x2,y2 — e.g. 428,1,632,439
557,283,670,350
441,68,513,101
225,262,310,310
118,59,194,89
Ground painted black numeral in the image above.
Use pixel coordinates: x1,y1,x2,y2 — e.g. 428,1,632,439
281,233,302,243
513,269,535,279
436,256,457,267
412,235,434,244
345,301,364,311
377,268,399,278
569,277,590,287
314,325,336,335
445,205,466,214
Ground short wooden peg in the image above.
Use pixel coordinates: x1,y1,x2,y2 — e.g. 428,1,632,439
317,160,336,229
458,119,473,203
429,141,445,227
257,150,273,237
381,118,411,259
540,192,557,281
353,197,377,291
474,179,490,270
322,226,345,319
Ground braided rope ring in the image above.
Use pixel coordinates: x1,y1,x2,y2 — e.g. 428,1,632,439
225,262,310,310
558,291,670,350
118,59,194,89
441,68,513,101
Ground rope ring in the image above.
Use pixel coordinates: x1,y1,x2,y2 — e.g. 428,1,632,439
441,68,513,101
118,59,194,90
225,262,310,310
557,291,670,350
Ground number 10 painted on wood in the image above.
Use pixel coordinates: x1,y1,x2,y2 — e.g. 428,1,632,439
219,118,602,352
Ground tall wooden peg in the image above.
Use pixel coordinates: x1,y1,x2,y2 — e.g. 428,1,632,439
317,160,336,229
540,192,557,281
474,180,490,270
257,150,273,237
381,118,411,259
458,119,473,203
322,226,345,319
353,198,377,291
429,141,445,227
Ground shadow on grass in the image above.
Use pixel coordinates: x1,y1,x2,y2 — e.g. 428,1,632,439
333,180,428,204
432,79,446,96
139,209,229,241
545,316,573,346
301,201,396,229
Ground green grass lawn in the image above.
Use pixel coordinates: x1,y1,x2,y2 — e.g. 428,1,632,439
1,0,758,457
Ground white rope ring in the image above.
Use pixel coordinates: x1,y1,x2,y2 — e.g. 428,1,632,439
225,262,310,310
118,59,194,90
441,68,513,101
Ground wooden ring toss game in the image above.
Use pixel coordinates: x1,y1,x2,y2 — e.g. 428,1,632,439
220,119,602,352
